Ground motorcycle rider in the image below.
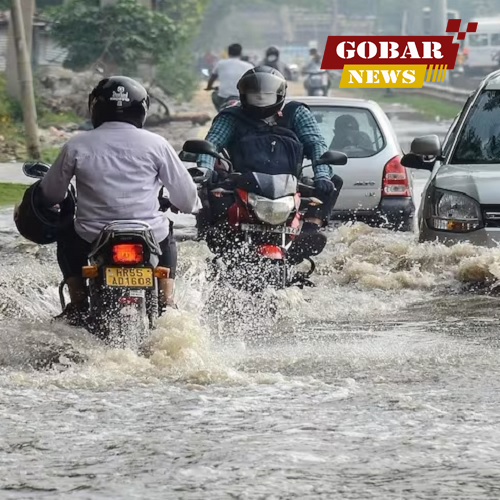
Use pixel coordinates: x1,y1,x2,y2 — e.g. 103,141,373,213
205,43,254,111
303,48,330,95
197,66,342,236
37,76,200,324
260,46,292,80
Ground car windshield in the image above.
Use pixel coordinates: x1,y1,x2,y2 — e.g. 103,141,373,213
469,33,489,46
310,106,385,158
453,90,500,164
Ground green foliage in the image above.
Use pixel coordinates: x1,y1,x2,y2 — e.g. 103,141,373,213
155,48,199,101
0,183,28,207
0,74,22,125
49,0,179,72
40,146,61,164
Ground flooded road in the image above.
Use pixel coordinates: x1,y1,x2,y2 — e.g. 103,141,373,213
4,116,500,499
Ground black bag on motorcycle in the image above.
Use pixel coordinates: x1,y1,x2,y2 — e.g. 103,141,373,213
14,181,76,245
219,101,305,176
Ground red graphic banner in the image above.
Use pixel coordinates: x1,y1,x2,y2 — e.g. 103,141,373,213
321,36,460,70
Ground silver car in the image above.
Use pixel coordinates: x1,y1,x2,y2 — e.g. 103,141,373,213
403,70,500,246
292,96,415,231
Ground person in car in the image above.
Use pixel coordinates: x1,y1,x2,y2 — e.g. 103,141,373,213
330,114,374,152
32,77,200,324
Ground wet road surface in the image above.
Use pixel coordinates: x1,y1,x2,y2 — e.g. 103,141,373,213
4,114,500,499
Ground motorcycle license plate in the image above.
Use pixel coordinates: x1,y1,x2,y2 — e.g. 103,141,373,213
105,268,154,288
240,223,299,235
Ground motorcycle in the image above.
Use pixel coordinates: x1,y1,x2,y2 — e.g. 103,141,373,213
21,162,170,344
304,70,330,96
181,140,347,290
206,86,239,112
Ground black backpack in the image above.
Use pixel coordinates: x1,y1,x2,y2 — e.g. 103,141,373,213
219,101,305,176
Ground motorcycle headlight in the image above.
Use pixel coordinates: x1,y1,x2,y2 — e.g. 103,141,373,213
428,188,483,232
248,194,295,225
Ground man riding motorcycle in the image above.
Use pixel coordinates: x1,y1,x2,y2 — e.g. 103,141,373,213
19,76,200,325
259,46,292,81
196,66,342,248
205,43,254,111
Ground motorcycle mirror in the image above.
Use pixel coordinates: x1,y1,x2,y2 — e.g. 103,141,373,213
179,150,198,163
182,140,225,161
316,151,348,166
22,161,50,179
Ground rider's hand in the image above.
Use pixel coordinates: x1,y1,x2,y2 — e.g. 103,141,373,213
314,178,335,196
191,167,212,185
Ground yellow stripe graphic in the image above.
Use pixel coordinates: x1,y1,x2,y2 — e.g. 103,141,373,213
437,65,443,82
432,65,441,83
441,65,447,82
426,65,434,82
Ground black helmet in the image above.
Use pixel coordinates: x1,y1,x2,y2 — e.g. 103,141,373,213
88,76,150,129
14,181,76,245
265,46,280,59
238,66,287,120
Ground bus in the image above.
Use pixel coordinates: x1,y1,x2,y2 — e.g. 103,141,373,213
463,17,500,74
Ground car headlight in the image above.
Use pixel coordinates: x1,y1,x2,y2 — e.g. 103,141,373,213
428,188,483,232
248,194,295,225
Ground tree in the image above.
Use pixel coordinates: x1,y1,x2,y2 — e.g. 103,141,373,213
48,0,179,73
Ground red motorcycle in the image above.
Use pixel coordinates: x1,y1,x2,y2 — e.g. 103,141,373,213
182,140,346,290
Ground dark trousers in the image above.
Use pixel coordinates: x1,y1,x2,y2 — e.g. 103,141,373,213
57,224,177,281
306,174,344,224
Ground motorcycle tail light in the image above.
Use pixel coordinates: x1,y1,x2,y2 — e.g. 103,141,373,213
112,244,144,265
257,245,284,260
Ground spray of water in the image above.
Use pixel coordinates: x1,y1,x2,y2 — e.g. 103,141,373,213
3,221,500,388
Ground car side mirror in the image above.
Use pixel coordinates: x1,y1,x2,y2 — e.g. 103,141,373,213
182,140,224,161
410,135,441,157
401,152,435,171
316,150,348,166
22,161,50,179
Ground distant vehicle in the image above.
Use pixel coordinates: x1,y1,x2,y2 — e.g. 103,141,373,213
304,70,330,96
292,97,415,231
402,69,500,246
463,17,500,74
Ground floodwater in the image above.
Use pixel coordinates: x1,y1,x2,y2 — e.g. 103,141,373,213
4,116,500,499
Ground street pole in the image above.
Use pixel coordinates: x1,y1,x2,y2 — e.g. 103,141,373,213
431,0,447,37
430,0,448,83
5,0,34,98
10,0,40,159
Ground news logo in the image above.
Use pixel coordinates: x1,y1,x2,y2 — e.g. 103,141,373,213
321,19,477,88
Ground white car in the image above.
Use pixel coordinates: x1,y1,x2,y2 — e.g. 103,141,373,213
403,69,500,246
292,96,415,231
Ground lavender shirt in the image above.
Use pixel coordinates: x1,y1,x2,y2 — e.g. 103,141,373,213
40,122,200,243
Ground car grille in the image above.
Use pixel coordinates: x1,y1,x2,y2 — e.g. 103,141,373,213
482,205,500,228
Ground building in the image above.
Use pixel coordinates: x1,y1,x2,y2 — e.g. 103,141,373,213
0,10,66,72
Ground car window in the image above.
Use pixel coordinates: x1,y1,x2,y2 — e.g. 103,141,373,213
492,33,500,46
310,106,385,158
452,90,500,164
469,33,489,46
442,93,475,158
